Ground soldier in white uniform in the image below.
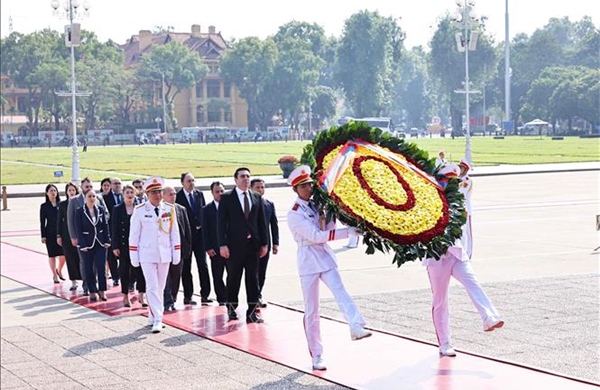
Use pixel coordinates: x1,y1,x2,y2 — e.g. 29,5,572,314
424,160,504,357
286,165,372,371
129,177,181,333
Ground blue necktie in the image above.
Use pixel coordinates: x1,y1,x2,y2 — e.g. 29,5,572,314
188,193,195,212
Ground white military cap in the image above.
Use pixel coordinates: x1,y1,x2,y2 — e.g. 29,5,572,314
287,165,314,187
144,176,165,192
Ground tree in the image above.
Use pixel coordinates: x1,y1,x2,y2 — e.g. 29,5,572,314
137,41,208,131
219,37,278,131
335,11,404,117
393,46,432,129
0,30,63,133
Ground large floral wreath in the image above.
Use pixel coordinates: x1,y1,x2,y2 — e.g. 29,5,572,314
301,121,466,267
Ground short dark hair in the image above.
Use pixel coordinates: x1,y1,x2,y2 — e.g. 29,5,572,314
234,167,251,178
132,178,143,186
81,177,92,185
180,172,190,183
210,181,224,191
250,178,264,187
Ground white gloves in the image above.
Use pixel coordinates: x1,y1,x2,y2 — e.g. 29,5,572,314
131,259,140,268
348,227,362,237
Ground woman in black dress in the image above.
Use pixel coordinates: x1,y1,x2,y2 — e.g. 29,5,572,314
39,184,64,283
57,182,82,291
111,184,147,307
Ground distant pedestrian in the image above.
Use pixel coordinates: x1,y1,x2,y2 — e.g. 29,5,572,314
435,150,447,169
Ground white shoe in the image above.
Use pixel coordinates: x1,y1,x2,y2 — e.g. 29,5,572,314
312,355,327,371
151,322,165,333
439,344,457,357
350,325,373,341
146,317,154,327
483,317,504,332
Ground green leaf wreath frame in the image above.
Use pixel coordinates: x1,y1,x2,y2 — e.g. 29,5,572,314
300,121,466,267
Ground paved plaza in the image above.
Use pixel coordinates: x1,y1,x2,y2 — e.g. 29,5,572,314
1,164,599,389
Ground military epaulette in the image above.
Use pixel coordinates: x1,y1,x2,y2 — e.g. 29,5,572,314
135,202,145,208
292,203,300,211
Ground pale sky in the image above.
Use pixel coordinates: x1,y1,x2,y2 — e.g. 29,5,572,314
1,0,597,49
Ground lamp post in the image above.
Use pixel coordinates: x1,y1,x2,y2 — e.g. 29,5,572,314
504,0,511,135
452,0,480,164
155,117,162,131
51,0,90,185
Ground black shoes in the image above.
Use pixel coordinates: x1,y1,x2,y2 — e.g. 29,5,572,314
164,305,177,312
246,313,264,324
228,310,239,321
201,297,213,304
184,298,197,305
258,299,267,308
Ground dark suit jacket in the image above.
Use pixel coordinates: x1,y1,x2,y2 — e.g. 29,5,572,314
75,204,110,250
202,201,220,253
263,199,279,250
39,202,59,241
175,188,206,237
110,202,132,253
103,190,122,214
174,203,193,260
57,199,71,241
218,188,268,251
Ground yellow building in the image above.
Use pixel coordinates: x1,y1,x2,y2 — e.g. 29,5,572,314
121,25,248,129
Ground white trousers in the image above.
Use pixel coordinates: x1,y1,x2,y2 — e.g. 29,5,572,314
300,268,365,357
141,262,170,324
427,255,500,346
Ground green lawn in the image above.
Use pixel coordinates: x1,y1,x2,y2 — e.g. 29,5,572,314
1,136,598,185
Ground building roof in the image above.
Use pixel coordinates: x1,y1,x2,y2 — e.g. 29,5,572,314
120,25,229,67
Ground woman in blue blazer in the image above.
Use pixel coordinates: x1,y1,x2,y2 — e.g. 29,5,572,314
75,189,111,301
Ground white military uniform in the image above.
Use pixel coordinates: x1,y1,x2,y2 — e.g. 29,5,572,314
423,165,501,348
129,199,181,326
287,197,366,358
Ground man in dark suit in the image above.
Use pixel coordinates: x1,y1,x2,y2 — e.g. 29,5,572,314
202,181,227,305
162,186,192,311
250,178,279,308
219,167,268,323
175,172,211,305
102,177,123,287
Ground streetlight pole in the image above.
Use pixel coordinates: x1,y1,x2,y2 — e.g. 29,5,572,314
453,0,480,164
51,0,90,185
504,0,511,135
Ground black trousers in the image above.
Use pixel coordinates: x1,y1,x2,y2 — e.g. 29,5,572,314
63,240,81,281
258,252,270,299
182,233,211,300
226,240,260,316
107,249,120,282
164,261,183,308
210,254,227,304
118,253,146,294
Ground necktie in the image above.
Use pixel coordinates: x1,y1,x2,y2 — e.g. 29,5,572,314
188,193,195,212
243,192,250,219
154,207,159,217
116,193,122,205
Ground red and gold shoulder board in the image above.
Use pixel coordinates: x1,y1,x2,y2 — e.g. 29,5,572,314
292,203,300,211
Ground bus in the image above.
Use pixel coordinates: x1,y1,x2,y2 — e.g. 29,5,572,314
338,117,394,134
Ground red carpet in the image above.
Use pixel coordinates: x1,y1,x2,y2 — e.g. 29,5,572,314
1,240,596,389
